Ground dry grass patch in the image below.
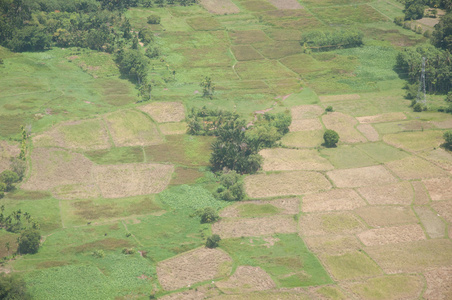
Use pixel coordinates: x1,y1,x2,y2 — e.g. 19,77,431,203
347,275,423,300
356,124,379,142
385,156,448,180
420,148,452,172
216,266,275,294
302,189,366,212
321,250,382,281
354,206,418,228
231,45,264,61
322,112,367,143
327,165,398,188
383,130,444,152
299,212,367,236
423,267,452,300
0,141,19,173
212,215,298,238
304,235,362,255
93,163,174,198
210,291,312,300
52,183,100,200
268,0,303,9
199,0,240,14
431,201,452,224
357,181,413,205
160,284,221,300
310,286,348,300
245,171,332,198
289,119,323,132
357,224,426,246
365,239,452,273
414,206,446,239
260,148,333,171
356,112,407,124
220,198,300,218
319,94,360,102
229,30,270,44
281,130,324,148
159,122,187,135
157,247,233,291
423,177,452,201
411,181,431,205
138,101,185,123
432,119,452,129
22,148,93,191
104,109,164,147
291,105,324,120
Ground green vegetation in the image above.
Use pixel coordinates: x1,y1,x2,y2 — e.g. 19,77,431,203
237,203,280,217
301,29,364,51
18,229,41,255
323,129,340,148
0,273,31,300
215,170,246,201
193,207,220,224
444,130,452,149
206,234,221,248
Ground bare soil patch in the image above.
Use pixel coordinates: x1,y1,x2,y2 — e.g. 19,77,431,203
291,105,324,120
420,148,452,172
93,163,174,198
358,224,426,246
432,119,452,129
357,181,413,205
281,130,324,148
138,101,185,123
365,239,452,273
22,148,93,191
304,235,362,255
0,141,19,173
414,206,446,239
423,267,452,300
354,206,418,227
157,248,232,291
322,112,367,143
220,198,300,218
216,266,275,294
210,290,312,299
289,119,323,132
160,285,220,300
260,148,333,171
268,0,303,9
319,94,360,102
423,177,452,201
356,124,379,141
356,112,407,124
299,212,367,236
411,181,431,205
52,183,100,200
159,122,187,135
302,189,366,212
212,215,298,238
431,201,452,224
199,0,240,14
385,156,448,180
327,165,398,188
245,171,332,198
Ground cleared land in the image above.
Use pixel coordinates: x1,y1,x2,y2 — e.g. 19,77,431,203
289,119,323,132
138,101,186,123
357,224,426,246
260,148,333,171
302,189,366,212
322,112,367,143
423,177,452,201
280,130,324,148
357,181,413,205
216,266,275,294
220,198,300,218
423,267,452,300
300,212,367,236
414,206,446,239
291,105,324,120
0,141,19,173
354,206,418,227
326,165,398,188
385,156,448,180
199,0,240,14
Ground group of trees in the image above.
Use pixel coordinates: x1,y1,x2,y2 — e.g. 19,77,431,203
300,29,364,51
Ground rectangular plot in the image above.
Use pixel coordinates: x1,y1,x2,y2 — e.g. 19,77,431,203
358,224,426,246
300,212,367,236
385,156,448,180
253,41,303,59
322,250,382,280
357,181,413,205
281,130,324,148
423,178,452,201
302,189,366,212
327,165,398,188
414,206,446,239
355,206,418,227
186,16,223,30
231,45,264,61
312,5,387,25
235,60,294,80
268,0,303,9
229,30,270,44
260,148,333,171
322,112,367,143
199,0,240,14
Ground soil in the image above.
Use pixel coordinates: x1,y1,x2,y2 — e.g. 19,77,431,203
0,141,19,173
411,181,431,205
423,267,452,300
354,206,418,227
302,189,366,213
414,206,446,239
357,224,426,246
289,119,323,132
304,235,362,255
216,266,275,294
52,183,101,200
322,112,367,143
199,0,240,14
356,124,379,142
268,0,303,9
260,148,334,171
422,177,452,201
326,165,398,188
299,212,367,236
159,284,221,300
291,105,324,120
138,101,186,123
431,201,452,224
357,181,413,205
386,156,448,180
356,112,407,124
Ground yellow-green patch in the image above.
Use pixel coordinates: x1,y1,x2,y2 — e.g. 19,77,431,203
385,156,448,180
383,130,444,152
350,275,424,300
322,250,382,280
237,203,280,217
253,41,303,59
356,142,409,163
320,145,377,169
235,60,294,80
231,45,264,61
229,30,270,44
281,130,324,148
186,16,223,30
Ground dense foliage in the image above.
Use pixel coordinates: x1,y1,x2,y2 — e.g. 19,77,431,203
186,107,240,136
444,130,452,148
300,29,364,51
432,12,452,51
205,234,221,248
215,170,245,201
18,228,41,254
404,0,425,20
193,207,220,223
323,129,340,147
0,274,32,300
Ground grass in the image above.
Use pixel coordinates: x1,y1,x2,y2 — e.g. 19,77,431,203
281,130,324,148
221,234,333,287
186,16,223,30
84,147,144,164
383,130,445,152
312,5,387,25
356,142,410,162
169,167,204,185
237,203,280,217
231,45,264,61
350,275,423,300
320,145,378,168
323,250,382,280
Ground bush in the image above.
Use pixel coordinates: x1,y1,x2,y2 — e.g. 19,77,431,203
404,83,419,100
216,171,245,201
0,274,32,300
122,248,136,255
446,92,452,102
394,16,404,26
18,229,41,255
147,14,161,24
444,131,452,149
9,158,26,180
138,28,154,44
195,207,219,224
0,170,19,192
206,234,221,248
323,129,339,148
92,249,105,258
300,29,364,51
413,102,423,112
404,2,425,20
145,46,160,59
0,182,5,199
325,106,333,112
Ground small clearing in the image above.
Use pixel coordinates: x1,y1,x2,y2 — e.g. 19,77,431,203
260,148,333,171
216,266,275,294
281,130,324,148
385,156,448,180
411,181,431,205
357,181,413,205
138,101,186,123
268,0,303,9
159,122,187,135
414,206,446,239
322,112,367,143
326,165,398,188
356,124,379,141
291,105,324,120
302,189,366,212
220,198,300,218
354,206,418,227
300,212,367,236
304,235,362,255
357,224,426,246
423,177,452,201
52,183,101,200
0,141,19,173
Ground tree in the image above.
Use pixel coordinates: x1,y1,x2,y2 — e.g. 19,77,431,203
323,129,339,147
195,207,219,223
200,76,215,99
206,234,221,248
0,170,19,192
18,228,41,254
444,130,452,149
404,0,425,20
9,158,26,180
0,274,32,300
0,182,5,199
432,12,452,51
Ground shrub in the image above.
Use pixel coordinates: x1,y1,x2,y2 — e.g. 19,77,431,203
216,171,245,201
147,14,161,24
92,249,105,258
446,92,452,102
323,129,339,147
206,234,221,248
122,248,136,255
0,170,19,191
196,207,219,224
0,274,32,300
444,131,452,149
413,102,423,112
145,46,160,59
394,16,404,26
325,106,333,112
300,29,364,51
0,183,5,199
9,158,26,180
138,28,154,44
18,229,41,255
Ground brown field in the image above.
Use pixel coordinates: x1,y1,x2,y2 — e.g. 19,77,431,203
423,267,452,300
318,94,360,102
260,148,333,171
229,30,270,44
432,119,452,129
138,101,186,123
289,119,323,132
411,181,431,205
160,284,221,300
304,235,362,255
354,206,418,227
0,141,19,173
357,181,413,205
93,163,174,198
220,198,300,218
356,124,379,141
216,266,275,294
52,183,101,200
268,0,303,9
231,45,264,61
159,122,187,135
431,201,452,224
291,105,324,120
423,177,452,201
420,148,452,172
322,112,367,143
414,206,446,239
104,109,164,147
299,212,367,236
356,112,407,124
385,156,448,180
210,290,312,300
157,247,233,291
302,189,366,212
357,224,426,246
199,0,240,14
212,215,298,238
365,239,452,273
245,171,332,198
326,165,398,188
22,148,93,191
280,130,324,148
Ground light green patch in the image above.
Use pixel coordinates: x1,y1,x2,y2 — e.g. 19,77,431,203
315,286,348,300
323,250,382,280
231,45,264,61
356,142,409,163
186,16,223,30
281,130,324,148
321,213,364,234
237,203,280,217
235,60,294,80
312,5,387,25
350,275,424,300
320,145,378,169
84,147,144,165
383,130,445,152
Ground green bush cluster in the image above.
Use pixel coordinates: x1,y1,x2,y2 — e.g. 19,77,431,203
323,129,340,148
300,29,364,51
193,207,220,223
147,14,161,24
215,171,245,201
206,234,221,248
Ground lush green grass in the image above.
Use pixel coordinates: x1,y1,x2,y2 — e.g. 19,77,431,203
356,142,410,162
323,250,382,280
320,145,378,169
237,203,280,217
221,234,333,287
84,147,144,164
312,5,387,25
